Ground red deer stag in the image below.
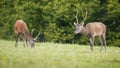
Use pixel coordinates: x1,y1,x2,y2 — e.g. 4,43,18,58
14,20,40,47
73,10,106,52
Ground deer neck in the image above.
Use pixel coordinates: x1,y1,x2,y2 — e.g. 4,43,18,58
24,30,32,41
81,27,87,35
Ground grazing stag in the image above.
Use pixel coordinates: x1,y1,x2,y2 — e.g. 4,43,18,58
14,20,40,47
73,10,106,52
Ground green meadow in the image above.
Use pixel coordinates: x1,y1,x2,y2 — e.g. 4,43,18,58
0,40,120,68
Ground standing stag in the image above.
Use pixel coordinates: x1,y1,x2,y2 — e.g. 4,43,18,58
14,20,40,47
73,10,106,52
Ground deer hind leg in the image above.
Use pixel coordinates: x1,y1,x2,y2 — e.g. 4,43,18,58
15,33,21,47
89,37,94,51
99,36,103,52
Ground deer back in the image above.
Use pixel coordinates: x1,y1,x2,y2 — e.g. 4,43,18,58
14,20,31,38
84,22,106,36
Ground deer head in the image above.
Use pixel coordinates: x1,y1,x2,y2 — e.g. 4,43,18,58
73,9,88,34
74,22,84,34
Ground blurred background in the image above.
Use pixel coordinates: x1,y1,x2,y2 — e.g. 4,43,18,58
0,0,120,47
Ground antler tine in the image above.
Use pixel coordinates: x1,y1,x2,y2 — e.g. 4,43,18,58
34,29,41,41
82,8,88,22
73,10,79,23
31,28,35,36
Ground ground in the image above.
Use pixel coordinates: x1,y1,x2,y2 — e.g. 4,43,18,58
0,40,120,68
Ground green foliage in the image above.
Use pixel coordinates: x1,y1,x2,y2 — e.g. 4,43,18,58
0,0,120,46
105,0,120,47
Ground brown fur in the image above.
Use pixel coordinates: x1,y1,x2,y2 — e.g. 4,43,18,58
82,22,106,37
14,20,31,38
14,20,34,47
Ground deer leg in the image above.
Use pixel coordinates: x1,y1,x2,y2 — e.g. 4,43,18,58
102,35,106,52
15,33,20,47
23,39,26,47
89,37,94,51
22,34,29,47
25,39,29,47
99,36,103,52
19,33,26,47
23,37,29,47
22,37,26,47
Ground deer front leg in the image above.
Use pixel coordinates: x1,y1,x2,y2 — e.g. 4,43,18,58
89,37,94,51
99,36,103,52
20,33,26,47
22,37,26,47
25,39,29,47
15,33,20,47
23,34,29,47
102,35,106,52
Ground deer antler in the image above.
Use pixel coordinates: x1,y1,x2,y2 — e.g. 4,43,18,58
34,29,41,41
82,8,88,22
31,28,35,36
73,10,79,23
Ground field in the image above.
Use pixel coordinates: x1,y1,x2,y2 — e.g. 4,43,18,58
0,40,120,68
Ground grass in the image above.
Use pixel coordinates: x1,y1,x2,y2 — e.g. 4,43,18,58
0,40,120,68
